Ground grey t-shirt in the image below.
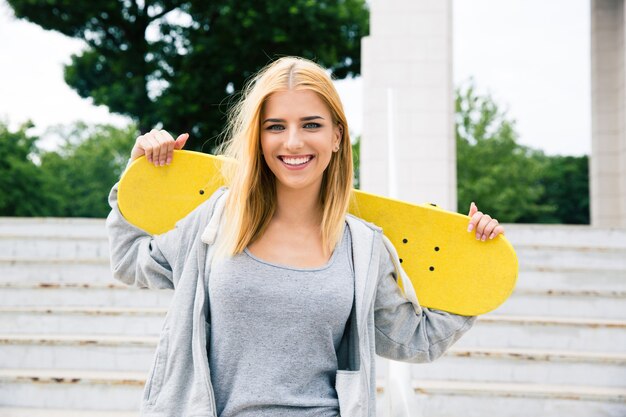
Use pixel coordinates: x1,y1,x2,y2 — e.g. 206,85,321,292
207,224,354,417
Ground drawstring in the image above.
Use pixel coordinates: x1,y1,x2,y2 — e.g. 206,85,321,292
201,190,229,245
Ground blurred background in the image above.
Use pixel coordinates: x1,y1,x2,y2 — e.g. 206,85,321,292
0,0,591,224
1,1,624,417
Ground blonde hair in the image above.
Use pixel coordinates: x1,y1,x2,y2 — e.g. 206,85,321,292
214,56,353,260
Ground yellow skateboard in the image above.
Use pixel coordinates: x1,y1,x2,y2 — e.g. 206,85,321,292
118,150,518,315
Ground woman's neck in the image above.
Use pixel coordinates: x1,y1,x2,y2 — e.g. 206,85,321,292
273,183,323,228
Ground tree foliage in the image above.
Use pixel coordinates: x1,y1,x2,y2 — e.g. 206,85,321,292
7,0,369,152
0,121,48,216
533,154,590,224
37,123,138,217
352,135,360,189
0,121,136,217
455,81,589,224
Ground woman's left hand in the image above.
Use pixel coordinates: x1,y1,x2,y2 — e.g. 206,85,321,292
467,202,505,241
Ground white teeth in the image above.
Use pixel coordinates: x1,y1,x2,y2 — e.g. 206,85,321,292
281,156,312,166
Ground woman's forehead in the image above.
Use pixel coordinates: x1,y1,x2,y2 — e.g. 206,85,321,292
262,89,331,117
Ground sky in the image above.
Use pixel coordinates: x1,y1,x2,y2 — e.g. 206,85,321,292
0,0,590,156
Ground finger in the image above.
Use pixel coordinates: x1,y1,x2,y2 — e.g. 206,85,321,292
174,133,189,150
467,210,483,233
490,225,505,239
475,214,493,240
165,136,175,165
131,135,146,160
483,218,499,239
143,131,160,164
154,130,174,166
467,201,478,217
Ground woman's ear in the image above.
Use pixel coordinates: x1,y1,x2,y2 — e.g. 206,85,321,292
333,123,343,151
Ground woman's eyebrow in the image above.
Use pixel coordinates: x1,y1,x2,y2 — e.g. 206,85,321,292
262,115,325,123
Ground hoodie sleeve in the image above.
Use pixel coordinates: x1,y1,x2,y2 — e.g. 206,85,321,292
104,177,223,290
374,234,477,363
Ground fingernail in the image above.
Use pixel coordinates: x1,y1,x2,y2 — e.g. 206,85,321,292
489,233,495,240
166,158,171,165
476,233,480,240
481,235,486,241
467,224,474,232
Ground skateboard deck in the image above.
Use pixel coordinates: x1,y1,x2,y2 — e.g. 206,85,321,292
118,150,518,315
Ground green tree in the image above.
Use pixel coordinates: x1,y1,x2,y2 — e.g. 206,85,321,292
7,0,369,152
533,155,590,224
0,121,49,216
455,81,556,223
38,123,138,217
352,134,360,189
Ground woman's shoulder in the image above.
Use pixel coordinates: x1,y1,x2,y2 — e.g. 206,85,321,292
345,213,383,234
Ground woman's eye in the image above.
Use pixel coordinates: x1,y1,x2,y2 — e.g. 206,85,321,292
266,125,284,131
304,122,321,129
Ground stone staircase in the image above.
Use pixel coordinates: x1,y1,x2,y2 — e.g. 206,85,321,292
0,218,625,416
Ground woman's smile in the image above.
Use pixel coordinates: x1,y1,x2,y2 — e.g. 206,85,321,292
278,154,315,169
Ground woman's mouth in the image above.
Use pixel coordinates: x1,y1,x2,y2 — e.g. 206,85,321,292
279,155,314,169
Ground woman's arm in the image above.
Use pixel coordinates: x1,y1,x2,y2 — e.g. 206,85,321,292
373,235,477,363
106,182,169,289
105,129,199,289
373,202,503,363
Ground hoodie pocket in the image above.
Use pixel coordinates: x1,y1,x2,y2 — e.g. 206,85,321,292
335,369,364,417
144,326,170,405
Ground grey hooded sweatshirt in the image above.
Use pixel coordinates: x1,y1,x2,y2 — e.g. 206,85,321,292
106,182,477,417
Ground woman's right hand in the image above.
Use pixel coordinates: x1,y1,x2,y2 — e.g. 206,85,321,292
130,129,189,167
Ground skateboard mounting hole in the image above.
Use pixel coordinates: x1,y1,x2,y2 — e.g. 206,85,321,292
399,258,403,263
402,238,408,244
429,266,435,271
434,246,440,251
199,190,205,195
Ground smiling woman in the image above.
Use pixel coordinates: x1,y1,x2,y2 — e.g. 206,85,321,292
105,56,499,417
214,57,354,266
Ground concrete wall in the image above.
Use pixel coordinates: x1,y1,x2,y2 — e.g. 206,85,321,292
361,0,456,210
591,0,626,227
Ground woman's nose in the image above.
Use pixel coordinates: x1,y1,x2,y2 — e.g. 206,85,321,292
285,128,304,150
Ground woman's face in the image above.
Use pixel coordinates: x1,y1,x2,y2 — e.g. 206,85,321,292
260,89,341,194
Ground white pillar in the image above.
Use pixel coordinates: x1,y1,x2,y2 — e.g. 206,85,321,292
360,0,456,210
590,0,626,227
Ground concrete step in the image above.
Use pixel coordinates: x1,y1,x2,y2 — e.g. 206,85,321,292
0,334,157,372
459,315,626,353
411,348,625,388
0,408,137,417
375,347,626,388
0,282,173,308
375,379,626,417
504,224,626,249
0,236,109,260
0,369,144,410
515,268,626,292
0,306,166,336
0,218,108,238
515,245,626,270
494,288,626,319
0,259,114,283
